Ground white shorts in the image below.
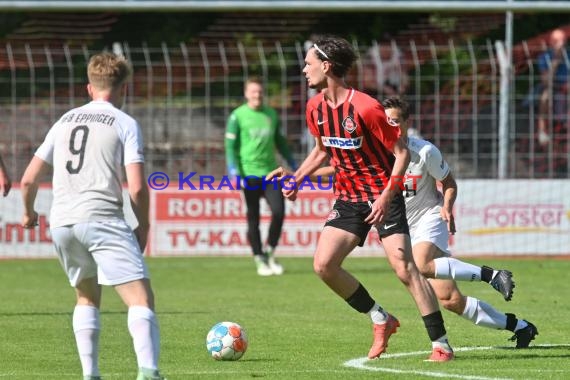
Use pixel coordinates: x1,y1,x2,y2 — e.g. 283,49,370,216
409,210,451,256
51,219,149,287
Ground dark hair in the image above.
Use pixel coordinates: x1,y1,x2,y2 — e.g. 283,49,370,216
313,35,358,78
381,96,410,121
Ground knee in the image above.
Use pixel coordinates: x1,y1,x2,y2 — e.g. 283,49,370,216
313,257,337,281
415,260,433,278
439,293,465,315
391,262,414,287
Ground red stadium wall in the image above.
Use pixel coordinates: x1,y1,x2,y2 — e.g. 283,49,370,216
1,180,569,258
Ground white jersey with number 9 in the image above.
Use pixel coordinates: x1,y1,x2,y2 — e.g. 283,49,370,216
35,100,144,228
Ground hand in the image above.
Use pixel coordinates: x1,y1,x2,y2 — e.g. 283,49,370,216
284,191,298,201
266,166,293,181
440,208,456,235
22,211,39,229
227,167,241,190
267,167,298,201
364,197,389,225
0,169,11,197
229,167,238,179
133,224,149,253
281,176,299,202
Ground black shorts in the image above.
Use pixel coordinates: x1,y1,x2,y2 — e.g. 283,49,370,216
324,193,409,246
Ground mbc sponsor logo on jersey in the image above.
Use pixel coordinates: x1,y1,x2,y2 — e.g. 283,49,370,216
321,136,363,149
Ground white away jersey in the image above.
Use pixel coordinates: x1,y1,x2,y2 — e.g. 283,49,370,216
403,136,450,229
35,100,144,228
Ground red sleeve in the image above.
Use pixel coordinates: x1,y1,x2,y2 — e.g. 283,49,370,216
364,100,401,152
305,100,319,137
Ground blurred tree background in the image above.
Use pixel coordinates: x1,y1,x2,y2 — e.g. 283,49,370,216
2,12,569,46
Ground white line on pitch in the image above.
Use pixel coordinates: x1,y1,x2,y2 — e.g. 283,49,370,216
344,344,570,379
345,346,505,380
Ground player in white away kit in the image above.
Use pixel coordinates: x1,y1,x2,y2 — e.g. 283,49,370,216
20,53,166,380
380,96,537,348
268,96,538,348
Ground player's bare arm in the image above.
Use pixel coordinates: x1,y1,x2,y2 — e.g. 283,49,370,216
310,166,334,182
439,172,457,235
126,162,150,251
267,165,334,183
0,154,11,197
20,156,50,228
282,137,328,200
365,137,410,225
293,137,328,181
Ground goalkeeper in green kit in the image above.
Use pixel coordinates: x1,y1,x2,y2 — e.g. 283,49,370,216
225,77,297,276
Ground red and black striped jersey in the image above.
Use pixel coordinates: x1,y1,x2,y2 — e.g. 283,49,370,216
306,88,401,202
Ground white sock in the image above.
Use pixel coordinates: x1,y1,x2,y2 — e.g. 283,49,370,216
367,303,388,324
128,306,160,370
432,335,452,352
434,257,482,281
461,296,507,329
73,305,100,377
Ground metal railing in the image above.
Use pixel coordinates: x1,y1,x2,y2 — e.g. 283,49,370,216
0,39,568,180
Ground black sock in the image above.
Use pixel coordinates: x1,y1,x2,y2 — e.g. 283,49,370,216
505,313,518,332
345,283,375,313
422,311,447,341
481,265,494,283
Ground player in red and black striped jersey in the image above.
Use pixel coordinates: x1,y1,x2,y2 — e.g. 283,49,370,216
284,36,454,361
305,87,399,202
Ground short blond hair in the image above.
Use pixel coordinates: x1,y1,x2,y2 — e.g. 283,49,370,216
87,52,132,90
244,76,263,90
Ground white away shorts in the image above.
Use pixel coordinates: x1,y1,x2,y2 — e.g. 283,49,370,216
409,211,451,256
51,219,149,287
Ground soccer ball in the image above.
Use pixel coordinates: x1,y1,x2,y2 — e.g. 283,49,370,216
206,321,248,361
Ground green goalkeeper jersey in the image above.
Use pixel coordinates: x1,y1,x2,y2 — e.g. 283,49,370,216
225,104,295,177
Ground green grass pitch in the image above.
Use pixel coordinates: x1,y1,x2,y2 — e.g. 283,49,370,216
0,257,568,379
